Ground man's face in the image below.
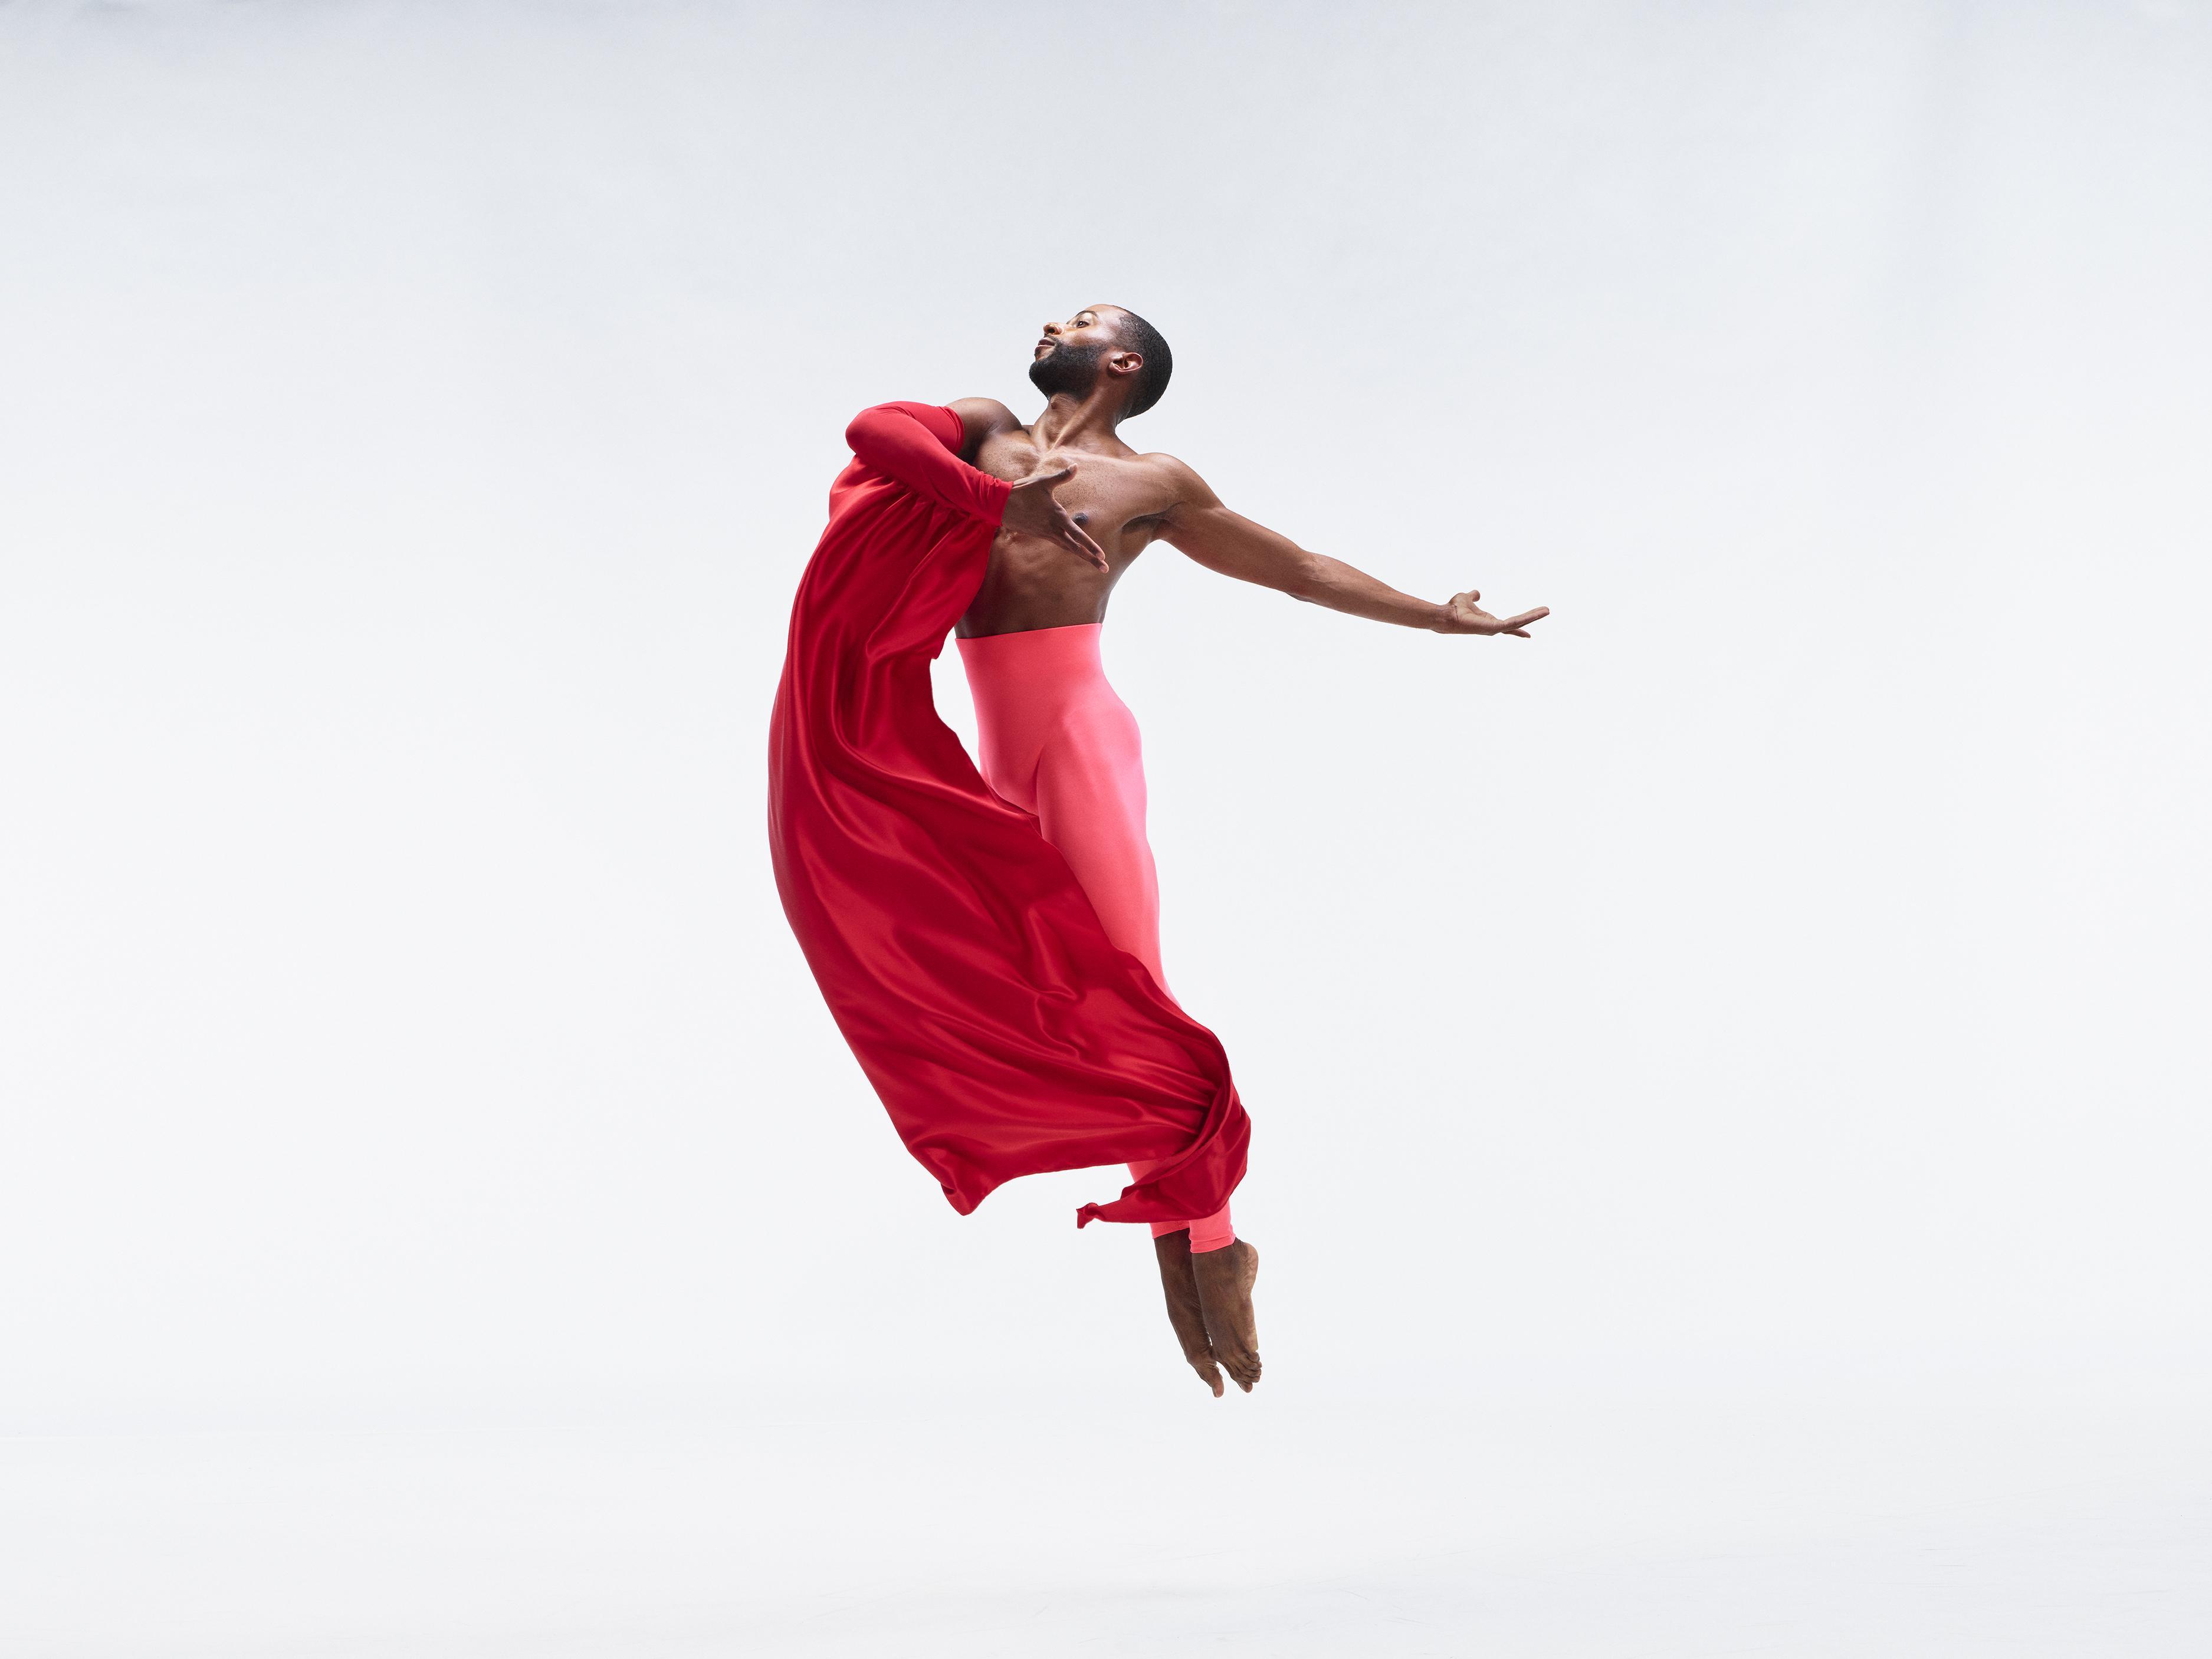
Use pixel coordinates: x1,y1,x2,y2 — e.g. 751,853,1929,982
1028,305,1120,399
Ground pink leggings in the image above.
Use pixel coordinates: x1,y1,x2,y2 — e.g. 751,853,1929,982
956,623,1235,1252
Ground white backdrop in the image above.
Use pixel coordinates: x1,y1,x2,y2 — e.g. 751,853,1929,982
3,2,2208,1653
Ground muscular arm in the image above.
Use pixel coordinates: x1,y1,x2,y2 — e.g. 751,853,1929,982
843,399,1107,569
844,402,1012,523
1154,459,1548,636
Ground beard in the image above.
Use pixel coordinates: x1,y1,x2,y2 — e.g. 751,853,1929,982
1028,339,1105,400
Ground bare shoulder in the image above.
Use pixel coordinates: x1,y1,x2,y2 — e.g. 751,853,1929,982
1132,451,1222,513
944,397,1025,455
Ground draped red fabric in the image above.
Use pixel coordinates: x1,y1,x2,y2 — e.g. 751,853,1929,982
767,403,1250,1227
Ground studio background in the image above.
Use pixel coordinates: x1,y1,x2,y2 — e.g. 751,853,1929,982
4,2,2207,1653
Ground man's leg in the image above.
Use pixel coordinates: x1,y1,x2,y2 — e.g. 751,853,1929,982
1030,692,1261,1394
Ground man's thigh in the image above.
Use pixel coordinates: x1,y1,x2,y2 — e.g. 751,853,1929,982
1032,701,1168,989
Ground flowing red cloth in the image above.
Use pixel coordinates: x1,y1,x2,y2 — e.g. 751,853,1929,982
767,403,1250,1227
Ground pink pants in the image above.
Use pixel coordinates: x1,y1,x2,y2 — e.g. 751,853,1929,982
956,623,1235,1251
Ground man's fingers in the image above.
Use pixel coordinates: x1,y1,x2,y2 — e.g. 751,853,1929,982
1504,607,1550,629
1061,514,1110,568
1010,459,1105,568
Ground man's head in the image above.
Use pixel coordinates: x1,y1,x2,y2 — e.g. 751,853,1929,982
1028,304,1172,420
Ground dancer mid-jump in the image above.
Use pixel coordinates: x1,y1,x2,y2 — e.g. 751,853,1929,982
769,305,1547,1398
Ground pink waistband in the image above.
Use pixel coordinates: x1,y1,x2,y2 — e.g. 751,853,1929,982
954,623,1106,680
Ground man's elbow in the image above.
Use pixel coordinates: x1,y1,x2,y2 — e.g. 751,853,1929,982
1279,553,1331,603
845,403,918,457
844,408,887,454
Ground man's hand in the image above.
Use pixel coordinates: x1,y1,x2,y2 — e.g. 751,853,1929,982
1435,589,1550,638
1001,464,1109,571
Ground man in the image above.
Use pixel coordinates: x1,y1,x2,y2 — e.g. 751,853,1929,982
768,305,1546,1398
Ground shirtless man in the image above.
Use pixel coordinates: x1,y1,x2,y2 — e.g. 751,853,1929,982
935,304,1548,1395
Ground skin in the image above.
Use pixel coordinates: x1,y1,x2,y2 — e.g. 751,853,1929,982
951,305,1550,642
1152,1230,1226,1397
952,305,1550,1392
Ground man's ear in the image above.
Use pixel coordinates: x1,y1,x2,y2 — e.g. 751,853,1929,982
1107,349,1144,379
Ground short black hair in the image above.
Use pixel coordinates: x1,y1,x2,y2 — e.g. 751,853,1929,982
1113,308,1173,418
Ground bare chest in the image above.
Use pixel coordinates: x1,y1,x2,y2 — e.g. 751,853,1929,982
973,432,1175,550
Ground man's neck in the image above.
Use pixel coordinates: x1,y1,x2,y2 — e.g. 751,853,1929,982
1031,389,1127,451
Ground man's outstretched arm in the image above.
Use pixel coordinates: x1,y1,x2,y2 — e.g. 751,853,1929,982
1154,458,1548,637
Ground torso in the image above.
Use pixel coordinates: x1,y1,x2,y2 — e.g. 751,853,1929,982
956,425,1183,638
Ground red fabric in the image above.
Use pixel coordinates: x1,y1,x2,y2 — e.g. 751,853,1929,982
768,402,1250,1228
844,403,1013,523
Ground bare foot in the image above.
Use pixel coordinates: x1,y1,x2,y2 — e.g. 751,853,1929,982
1192,1238,1261,1392
1153,1230,1225,1396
